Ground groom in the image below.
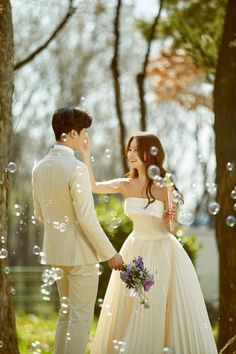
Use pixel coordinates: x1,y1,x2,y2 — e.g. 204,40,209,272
32,107,123,354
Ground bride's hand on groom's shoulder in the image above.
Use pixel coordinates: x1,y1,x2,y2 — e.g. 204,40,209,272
107,253,124,271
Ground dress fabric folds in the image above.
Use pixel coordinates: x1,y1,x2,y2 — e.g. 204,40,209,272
91,198,218,354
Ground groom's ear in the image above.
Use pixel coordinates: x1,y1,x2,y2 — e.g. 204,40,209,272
70,129,78,138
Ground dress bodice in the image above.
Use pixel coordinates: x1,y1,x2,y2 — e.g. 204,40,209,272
124,197,164,218
124,197,169,240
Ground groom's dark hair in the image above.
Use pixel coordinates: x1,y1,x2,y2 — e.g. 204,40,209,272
52,106,92,141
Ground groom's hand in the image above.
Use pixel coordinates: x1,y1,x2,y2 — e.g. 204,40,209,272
107,253,123,271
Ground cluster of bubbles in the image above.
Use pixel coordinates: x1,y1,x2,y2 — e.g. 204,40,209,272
40,268,64,301
41,268,64,286
0,341,4,348
113,339,126,352
60,296,70,315
30,340,42,353
205,182,217,196
0,235,8,260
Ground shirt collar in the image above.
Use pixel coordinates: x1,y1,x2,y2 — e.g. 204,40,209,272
53,144,74,156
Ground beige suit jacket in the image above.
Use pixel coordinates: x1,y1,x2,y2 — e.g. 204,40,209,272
32,148,116,266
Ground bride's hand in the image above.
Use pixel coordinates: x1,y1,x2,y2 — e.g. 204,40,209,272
163,208,177,222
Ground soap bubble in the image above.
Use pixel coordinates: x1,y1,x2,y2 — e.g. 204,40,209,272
59,223,67,232
110,217,122,229
172,190,183,204
163,348,173,353
104,195,109,203
95,263,104,275
0,248,8,259
32,245,41,255
230,189,236,200
147,165,160,180
52,267,64,280
60,133,67,142
226,162,233,171
208,202,220,215
177,210,195,226
7,162,17,173
226,215,236,227
150,146,158,156
3,266,10,274
14,204,23,216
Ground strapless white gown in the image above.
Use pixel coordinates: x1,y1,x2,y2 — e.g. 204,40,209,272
90,198,218,354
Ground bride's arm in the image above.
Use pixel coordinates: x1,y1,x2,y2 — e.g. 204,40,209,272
80,134,126,195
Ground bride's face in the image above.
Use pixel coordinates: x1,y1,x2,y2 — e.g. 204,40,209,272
127,138,143,168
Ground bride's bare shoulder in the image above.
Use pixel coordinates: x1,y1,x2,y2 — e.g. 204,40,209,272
119,178,132,192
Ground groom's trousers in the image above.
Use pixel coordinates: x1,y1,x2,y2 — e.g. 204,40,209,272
54,264,99,354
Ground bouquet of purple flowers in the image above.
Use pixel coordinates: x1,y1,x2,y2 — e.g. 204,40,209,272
120,256,155,309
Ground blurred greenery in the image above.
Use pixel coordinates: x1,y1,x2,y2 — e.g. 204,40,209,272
95,195,202,314
16,311,97,354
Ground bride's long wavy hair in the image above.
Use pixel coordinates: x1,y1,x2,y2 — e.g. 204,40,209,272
125,132,168,207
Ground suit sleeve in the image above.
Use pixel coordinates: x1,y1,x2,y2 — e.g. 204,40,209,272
69,163,116,262
32,167,44,223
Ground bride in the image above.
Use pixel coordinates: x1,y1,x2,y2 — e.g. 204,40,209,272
81,131,218,354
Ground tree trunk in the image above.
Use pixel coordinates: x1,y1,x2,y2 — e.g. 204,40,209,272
0,0,19,353
111,0,127,173
214,0,236,352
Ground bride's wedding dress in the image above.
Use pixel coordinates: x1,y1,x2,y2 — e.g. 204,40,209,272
91,197,218,354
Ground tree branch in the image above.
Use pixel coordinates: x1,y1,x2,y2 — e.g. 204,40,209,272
137,0,164,131
111,0,127,173
14,0,76,71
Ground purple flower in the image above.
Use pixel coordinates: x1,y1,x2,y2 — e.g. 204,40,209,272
144,275,155,292
120,271,130,283
136,256,144,269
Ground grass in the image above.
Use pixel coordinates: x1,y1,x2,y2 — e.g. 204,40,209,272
16,311,218,353
16,311,97,354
